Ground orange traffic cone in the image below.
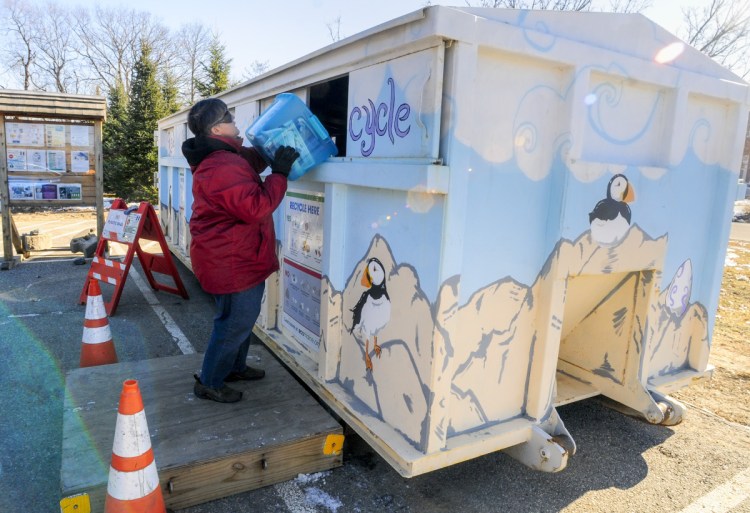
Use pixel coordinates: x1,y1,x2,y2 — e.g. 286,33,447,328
105,379,166,513
80,279,118,367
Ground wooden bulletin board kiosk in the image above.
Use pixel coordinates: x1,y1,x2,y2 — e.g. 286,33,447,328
0,89,106,268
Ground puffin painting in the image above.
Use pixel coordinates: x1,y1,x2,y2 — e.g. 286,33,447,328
589,174,636,246
350,257,391,372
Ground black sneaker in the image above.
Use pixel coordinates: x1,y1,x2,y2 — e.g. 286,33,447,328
193,374,242,403
225,366,266,382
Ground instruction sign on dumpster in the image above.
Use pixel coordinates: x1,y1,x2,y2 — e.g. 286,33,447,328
282,191,324,354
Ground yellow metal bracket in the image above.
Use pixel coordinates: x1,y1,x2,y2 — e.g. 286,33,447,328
323,433,345,455
60,493,90,513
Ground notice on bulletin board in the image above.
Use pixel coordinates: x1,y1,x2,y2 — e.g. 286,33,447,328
47,150,66,172
9,182,34,200
70,125,90,147
45,124,66,147
27,149,47,172
6,122,44,146
281,191,324,353
7,149,27,170
71,151,90,172
58,184,82,200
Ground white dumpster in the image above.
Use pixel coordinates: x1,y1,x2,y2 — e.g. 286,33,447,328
157,6,750,476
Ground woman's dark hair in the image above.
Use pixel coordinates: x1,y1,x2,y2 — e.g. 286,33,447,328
187,98,230,136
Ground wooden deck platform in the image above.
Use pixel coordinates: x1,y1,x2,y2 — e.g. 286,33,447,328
60,347,343,511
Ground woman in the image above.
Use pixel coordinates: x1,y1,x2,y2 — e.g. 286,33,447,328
181,98,299,403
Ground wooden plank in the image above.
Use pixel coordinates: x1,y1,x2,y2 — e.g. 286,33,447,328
9,214,27,257
163,433,338,509
61,348,343,510
0,90,106,119
6,173,96,206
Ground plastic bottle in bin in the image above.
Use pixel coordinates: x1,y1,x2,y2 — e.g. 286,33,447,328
245,93,338,181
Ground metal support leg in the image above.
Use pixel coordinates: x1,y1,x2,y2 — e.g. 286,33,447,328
503,408,574,472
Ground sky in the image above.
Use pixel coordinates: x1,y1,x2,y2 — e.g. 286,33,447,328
51,0,711,82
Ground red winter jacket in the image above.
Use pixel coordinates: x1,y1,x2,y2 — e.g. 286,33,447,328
182,135,287,295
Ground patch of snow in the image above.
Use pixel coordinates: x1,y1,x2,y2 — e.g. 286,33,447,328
304,487,343,513
296,470,331,484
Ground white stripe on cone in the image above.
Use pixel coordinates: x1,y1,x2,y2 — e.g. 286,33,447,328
107,461,160,501
112,410,152,457
86,292,107,319
82,325,113,345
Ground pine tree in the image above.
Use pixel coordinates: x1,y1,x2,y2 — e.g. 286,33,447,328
103,80,130,198
122,41,165,203
162,70,182,115
194,34,232,98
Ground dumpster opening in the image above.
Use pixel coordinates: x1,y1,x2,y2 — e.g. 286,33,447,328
310,75,349,157
557,271,655,407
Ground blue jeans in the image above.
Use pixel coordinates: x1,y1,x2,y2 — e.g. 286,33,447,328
200,282,265,388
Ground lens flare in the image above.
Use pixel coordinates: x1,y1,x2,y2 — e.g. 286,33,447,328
406,187,435,214
655,42,685,64
584,93,597,106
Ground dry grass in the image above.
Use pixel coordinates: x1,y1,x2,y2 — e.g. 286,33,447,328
673,239,750,427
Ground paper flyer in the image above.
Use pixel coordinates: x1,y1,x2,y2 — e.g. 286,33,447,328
58,184,82,200
7,149,27,171
45,124,66,146
6,122,44,146
122,213,142,242
27,150,47,172
71,151,90,172
70,125,89,147
40,183,58,199
103,210,127,239
47,150,66,172
9,182,34,200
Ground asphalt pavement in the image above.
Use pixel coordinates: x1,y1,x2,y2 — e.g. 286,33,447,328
0,222,749,512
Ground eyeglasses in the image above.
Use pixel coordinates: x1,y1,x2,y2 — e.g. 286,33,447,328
213,110,234,126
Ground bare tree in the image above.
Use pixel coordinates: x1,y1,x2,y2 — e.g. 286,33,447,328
469,0,593,10
174,22,212,104
607,0,651,14
33,1,84,93
327,16,343,42
1,0,39,90
467,0,648,13
241,60,271,82
72,5,170,93
682,0,750,79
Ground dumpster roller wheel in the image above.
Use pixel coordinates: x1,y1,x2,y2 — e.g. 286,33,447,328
503,407,575,472
503,426,570,473
599,392,686,426
650,391,686,426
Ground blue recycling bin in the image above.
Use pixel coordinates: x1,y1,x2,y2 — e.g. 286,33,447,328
246,93,338,181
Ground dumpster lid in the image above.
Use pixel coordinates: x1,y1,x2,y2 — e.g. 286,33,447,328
449,7,746,84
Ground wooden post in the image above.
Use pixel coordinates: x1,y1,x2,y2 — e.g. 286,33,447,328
94,119,104,236
0,115,14,267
